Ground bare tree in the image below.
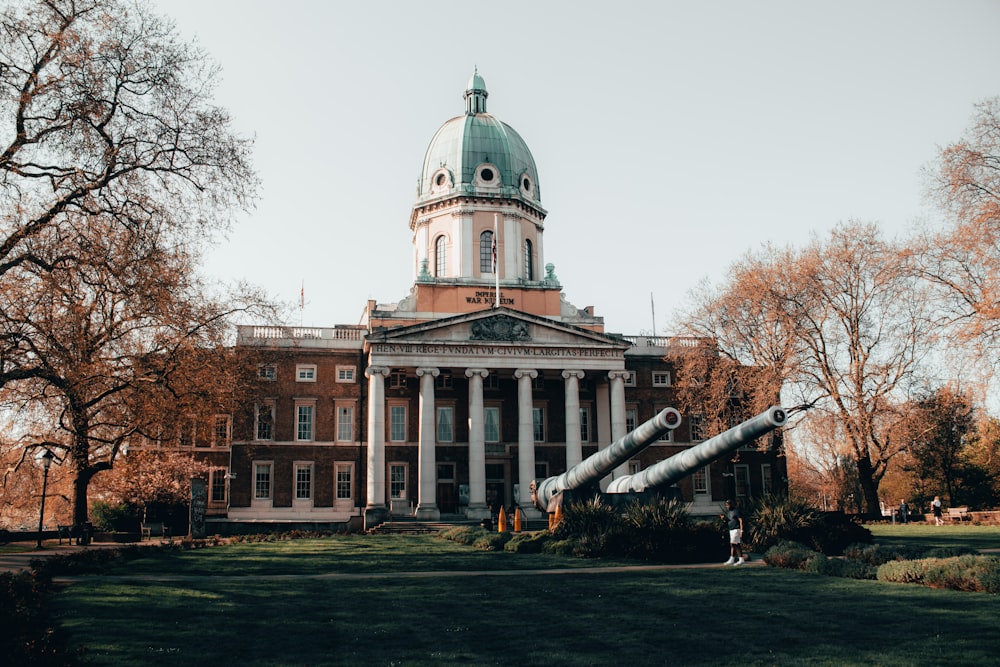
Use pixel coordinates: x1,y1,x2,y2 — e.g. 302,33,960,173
679,222,933,517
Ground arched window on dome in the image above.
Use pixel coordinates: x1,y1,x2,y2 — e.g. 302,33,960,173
480,231,494,274
524,239,534,281
435,235,447,277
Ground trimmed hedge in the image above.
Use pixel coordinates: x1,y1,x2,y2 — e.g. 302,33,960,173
0,571,79,665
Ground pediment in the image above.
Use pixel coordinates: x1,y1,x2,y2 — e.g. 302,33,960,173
367,308,627,348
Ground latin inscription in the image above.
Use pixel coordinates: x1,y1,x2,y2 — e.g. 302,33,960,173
371,343,619,358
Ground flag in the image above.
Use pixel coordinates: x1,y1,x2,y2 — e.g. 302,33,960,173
492,219,497,273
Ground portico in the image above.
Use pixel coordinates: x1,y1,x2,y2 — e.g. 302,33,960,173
363,309,630,525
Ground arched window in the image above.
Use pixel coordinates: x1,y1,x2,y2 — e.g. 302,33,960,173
524,239,534,281
435,235,447,277
480,231,494,273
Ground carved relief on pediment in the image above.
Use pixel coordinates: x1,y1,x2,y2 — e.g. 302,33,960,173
469,314,531,342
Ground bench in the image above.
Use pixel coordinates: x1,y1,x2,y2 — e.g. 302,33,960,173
946,507,970,522
140,522,171,540
57,524,72,545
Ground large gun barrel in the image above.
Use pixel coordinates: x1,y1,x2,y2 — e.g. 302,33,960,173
605,406,787,494
531,407,681,512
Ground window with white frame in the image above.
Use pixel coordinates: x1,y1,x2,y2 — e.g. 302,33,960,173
480,230,494,273
652,371,671,387
484,406,500,443
628,460,641,475
434,235,447,277
532,406,545,442
295,463,313,501
580,406,591,442
389,463,407,500
336,404,354,442
389,368,407,389
437,406,454,443
735,464,750,501
255,402,274,441
761,464,773,495
296,401,315,441
336,366,356,383
625,407,638,434
692,466,709,496
258,364,277,381
296,364,317,382
335,462,353,501
210,469,227,503
389,404,407,442
623,371,636,387
689,413,705,441
212,415,231,447
524,239,534,281
254,462,273,500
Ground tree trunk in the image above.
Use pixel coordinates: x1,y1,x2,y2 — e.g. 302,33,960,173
855,456,882,519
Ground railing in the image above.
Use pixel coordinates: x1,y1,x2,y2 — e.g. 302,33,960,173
620,335,707,349
240,325,366,341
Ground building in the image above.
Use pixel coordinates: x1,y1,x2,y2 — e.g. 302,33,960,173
218,71,786,532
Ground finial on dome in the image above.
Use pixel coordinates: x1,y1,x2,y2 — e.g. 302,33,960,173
465,68,488,115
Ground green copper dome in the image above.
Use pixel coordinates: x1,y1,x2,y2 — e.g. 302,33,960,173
416,70,542,208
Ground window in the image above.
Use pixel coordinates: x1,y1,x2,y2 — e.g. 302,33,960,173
534,462,548,479
625,407,638,435
532,406,545,442
628,460,641,475
434,235,447,277
178,420,196,447
390,404,407,442
296,402,315,441
623,371,636,387
435,371,453,390
389,368,407,389
689,413,705,441
480,230,494,273
484,372,500,391
335,463,353,501
484,406,500,443
532,372,544,391
692,466,708,496
524,238,534,280
296,364,317,382
437,406,454,443
295,463,313,500
580,407,591,442
210,469,227,503
735,464,750,501
336,366,356,383
652,371,671,387
761,464,773,495
212,415,231,447
254,462,272,500
258,364,276,381
336,404,354,442
255,402,274,441
389,464,407,500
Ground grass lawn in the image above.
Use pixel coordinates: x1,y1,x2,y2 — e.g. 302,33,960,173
50,531,1000,666
867,523,1000,552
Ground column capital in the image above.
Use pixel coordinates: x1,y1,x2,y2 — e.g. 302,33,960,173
465,368,490,379
561,369,585,381
415,367,440,378
365,365,390,378
608,370,630,382
514,368,538,380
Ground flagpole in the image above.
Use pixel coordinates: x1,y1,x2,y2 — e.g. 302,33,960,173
300,280,305,327
494,214,500,308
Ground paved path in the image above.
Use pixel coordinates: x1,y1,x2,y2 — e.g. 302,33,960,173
0,540,161,574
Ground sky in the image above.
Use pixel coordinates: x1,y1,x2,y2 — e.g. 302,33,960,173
153,0,1000,337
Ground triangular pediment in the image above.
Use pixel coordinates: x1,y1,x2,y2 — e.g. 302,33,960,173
367,308,627,348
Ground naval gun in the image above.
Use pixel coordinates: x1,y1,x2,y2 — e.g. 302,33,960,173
530,407,682,513
605,406,787,494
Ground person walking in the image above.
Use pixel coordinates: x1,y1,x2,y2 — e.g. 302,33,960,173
932,496,943,526
899,499,909,524
722,500,745,566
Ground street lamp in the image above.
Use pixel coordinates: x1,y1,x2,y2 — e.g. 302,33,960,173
35,450,54,549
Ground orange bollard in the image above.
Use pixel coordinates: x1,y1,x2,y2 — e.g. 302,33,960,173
513,506,522,532
553,502,563,529
498,506,507,532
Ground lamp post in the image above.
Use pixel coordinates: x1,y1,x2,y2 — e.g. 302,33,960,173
35,450,54,549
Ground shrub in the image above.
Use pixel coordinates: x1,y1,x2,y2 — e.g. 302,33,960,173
748,495,872,555
551,497,625,558
541,538,580,557
472,532,513,551
802,554,877,580
925,546,979,559
439,526,491,545
504,531,551,554
763,540,818,569
808,513,872,555
877,559,932,585
843,543,923,566
0,571,79,665
90,500,138,532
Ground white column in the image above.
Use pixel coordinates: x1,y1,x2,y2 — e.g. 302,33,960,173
465,368,490,519
415,367,440,519
562,370,585,469
609,370,629,480
365,366,389,511
514,368,538,515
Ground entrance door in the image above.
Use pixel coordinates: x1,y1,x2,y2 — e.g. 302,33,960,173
436,463,457,514
485,460,509,517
